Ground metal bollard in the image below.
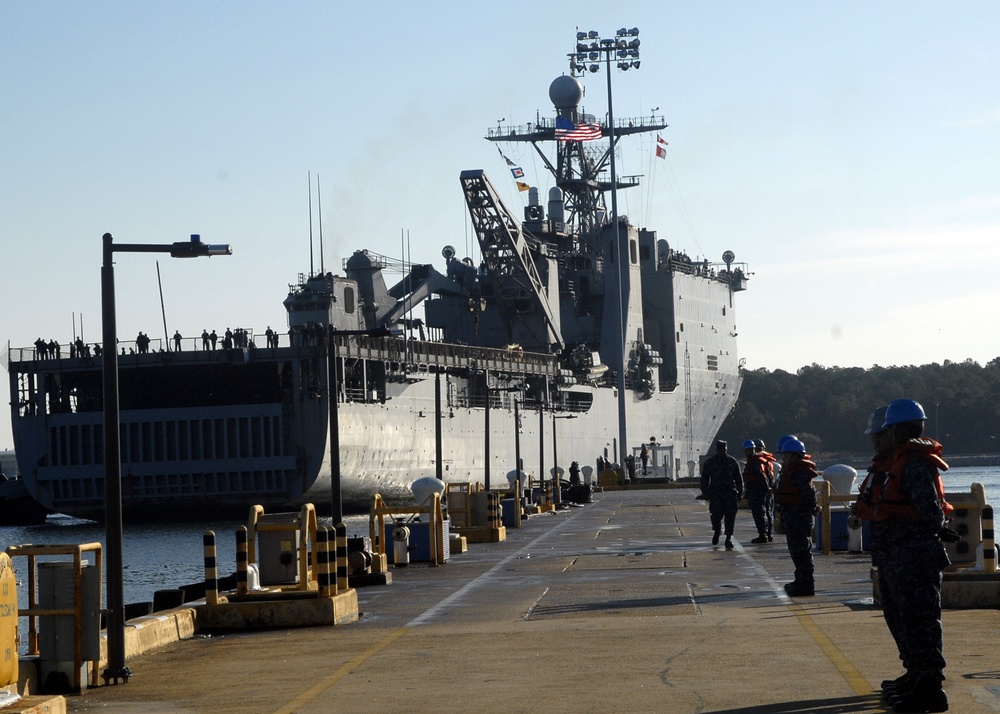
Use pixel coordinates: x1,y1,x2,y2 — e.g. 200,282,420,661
236,526,249,595
316,526,332,597
336,522,349,592
392,524,411,567
488,491,501,529
983,505,996,573
203,530,219,605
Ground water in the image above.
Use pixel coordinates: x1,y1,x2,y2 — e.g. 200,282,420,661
0,513,373,616
1,466,996,615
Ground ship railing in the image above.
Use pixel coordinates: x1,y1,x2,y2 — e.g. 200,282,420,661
330,335,558,377
486,113,667,140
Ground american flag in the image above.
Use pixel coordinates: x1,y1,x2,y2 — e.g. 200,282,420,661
555,115,602,142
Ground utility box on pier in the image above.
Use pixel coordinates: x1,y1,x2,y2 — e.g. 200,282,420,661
257,514,300,585
38,561,100,692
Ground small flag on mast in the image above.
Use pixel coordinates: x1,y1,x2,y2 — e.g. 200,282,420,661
498,147,525,180
655,134,668,159
515,181,530,192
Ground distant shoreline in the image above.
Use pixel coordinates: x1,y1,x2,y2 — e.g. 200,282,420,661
817,453,1000,470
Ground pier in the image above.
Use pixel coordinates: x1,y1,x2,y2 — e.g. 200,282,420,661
56,488,999,712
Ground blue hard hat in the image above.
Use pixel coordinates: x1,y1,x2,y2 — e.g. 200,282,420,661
776,434,798,452
754,439,765,450
881,399,926,429
865,406,889,435
742,439,756,450
779,438,806,454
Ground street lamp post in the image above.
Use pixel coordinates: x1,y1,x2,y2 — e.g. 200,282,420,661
538,404,545,505
101,232,231,684
570,27,641,468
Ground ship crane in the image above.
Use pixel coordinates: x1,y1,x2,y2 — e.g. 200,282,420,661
460,169,564,353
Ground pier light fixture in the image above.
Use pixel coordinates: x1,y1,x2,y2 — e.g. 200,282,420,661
566,26,641,469
101,231,232,685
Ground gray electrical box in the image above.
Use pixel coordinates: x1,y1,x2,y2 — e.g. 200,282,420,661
257,514,300,585
38,561,101,691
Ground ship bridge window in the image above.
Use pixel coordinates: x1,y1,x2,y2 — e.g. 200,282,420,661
343,286,355,314
565,392,594,412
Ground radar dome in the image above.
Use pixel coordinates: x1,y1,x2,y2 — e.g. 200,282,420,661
549,75,583,110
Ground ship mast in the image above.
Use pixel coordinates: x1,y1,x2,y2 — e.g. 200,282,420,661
486,27,665,468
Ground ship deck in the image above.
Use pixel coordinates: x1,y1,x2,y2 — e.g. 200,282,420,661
64,488,999,713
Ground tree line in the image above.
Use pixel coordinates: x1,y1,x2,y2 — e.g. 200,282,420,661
714,359,1000,458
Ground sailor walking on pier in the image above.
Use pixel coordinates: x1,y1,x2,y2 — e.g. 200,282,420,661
700,440,743,550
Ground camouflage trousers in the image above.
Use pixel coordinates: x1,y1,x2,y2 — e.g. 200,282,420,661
747,489,774,538
780,507,814,585
885,523,948,679
709,495,739,536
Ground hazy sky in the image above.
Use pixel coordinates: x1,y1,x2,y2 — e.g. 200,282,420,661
3,2,999,450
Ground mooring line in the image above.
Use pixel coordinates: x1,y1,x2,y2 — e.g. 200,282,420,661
524,586,550,620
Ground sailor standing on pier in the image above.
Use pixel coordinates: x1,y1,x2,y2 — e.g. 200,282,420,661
876,399,951,714
742,439,774,543
775,438,818,596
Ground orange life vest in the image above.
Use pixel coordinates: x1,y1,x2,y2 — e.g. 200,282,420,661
775,457,818,507
854,452,892,521
743,453,772,486
876,438,953,521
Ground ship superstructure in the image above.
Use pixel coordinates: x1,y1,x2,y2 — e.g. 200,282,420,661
5,70,747,521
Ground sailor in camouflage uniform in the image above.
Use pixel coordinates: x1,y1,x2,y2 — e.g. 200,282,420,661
700,440,743,550
742,438,775,543
775,437,818,596
853,407,912,690
877,399,951,714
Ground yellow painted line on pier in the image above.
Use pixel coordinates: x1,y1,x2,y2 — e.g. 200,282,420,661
787,601,873,695
271,626,410,714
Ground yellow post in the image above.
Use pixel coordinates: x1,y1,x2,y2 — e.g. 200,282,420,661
203,531,219,605
982,505,996,573
236,526,249,595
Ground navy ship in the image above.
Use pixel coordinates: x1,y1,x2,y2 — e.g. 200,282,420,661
4,70,747,521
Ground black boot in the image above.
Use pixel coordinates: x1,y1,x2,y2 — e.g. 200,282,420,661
882,672,912,699
784,581,814,597
892,675,947,713
724,537,734,550
712,530,720,546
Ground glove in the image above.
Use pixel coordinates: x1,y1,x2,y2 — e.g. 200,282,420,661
938,526,961,543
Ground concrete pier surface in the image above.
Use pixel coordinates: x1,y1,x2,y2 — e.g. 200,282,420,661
67,489,1000,713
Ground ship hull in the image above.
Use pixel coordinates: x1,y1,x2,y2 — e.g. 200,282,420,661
7,332,740,521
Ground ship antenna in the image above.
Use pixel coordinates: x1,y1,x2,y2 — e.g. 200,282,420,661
317,173,325,275
156,261,170,350
308,171,314,277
